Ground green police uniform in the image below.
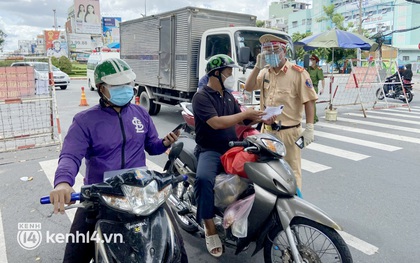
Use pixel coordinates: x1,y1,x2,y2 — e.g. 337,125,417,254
307,66,324,122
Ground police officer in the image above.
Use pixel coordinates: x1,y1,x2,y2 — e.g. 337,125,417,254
244,34,318,189
307,54,324,123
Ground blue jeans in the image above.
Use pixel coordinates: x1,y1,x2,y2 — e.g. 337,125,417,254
194,150,223,223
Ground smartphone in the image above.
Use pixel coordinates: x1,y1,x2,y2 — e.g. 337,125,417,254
295,136,304,149
172,123,184,133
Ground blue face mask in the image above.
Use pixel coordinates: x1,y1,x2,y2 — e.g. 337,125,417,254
265,53,280,67
107,85,134,106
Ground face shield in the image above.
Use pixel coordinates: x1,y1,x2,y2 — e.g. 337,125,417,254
261,42,285,67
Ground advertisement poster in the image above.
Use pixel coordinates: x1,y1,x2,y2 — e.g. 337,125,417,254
102,17,121,49
68,33,92,51
74,0,101,34
44,30,68,58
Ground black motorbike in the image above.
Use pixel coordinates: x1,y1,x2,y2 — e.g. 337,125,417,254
167,131,353,263
376,76,414,103
41,167,188,263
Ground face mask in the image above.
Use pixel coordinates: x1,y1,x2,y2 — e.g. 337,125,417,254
265,53,280,67
106,85,134,106
222,74,235,91
309,61,314,67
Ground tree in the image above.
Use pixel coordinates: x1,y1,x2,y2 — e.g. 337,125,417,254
0,29,7,52
58,56,72,74
256,20,265,28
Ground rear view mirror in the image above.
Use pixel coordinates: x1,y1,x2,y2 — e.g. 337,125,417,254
238,46,251,66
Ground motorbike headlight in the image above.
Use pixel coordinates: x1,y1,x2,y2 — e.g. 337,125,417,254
101,180,172,216
261,138,286,157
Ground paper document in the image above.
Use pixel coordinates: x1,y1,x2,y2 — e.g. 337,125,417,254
262,105,284,121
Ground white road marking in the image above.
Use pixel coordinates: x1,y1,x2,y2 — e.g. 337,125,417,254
316,130,402,151
306,143,370,161
346,112,420,126
318,121,420,144
337,117,420,134
301,159,331,173
0,210,8,263
367,110,420,119
338,230,379,255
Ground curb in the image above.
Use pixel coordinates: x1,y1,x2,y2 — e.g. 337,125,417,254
70,77,87,80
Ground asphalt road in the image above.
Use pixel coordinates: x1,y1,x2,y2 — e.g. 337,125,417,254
0,79,419,262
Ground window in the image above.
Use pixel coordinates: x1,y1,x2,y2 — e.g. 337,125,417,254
417,56,420,62
205,34,231,60
302,19,306,25
403,56,409,61
292,21,298,28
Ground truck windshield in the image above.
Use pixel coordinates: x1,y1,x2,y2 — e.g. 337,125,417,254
234,30,295,68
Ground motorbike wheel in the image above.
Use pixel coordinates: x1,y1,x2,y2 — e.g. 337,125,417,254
402,91,413,103
263,218,353,263
376,88,385,100
170,182,199,233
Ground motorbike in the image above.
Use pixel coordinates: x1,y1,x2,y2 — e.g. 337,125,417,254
40,166,188,263
376,76,414,103
166,131,353,262
180,91,260,140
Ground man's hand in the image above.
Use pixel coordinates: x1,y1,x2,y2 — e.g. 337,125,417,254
319,87,324,95
163,130,180,147
244,107,266,122
300,123,314,147
262,115,277,125
255,53,265,70
50,183,75,215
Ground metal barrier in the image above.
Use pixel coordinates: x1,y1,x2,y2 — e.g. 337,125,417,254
0,57,62,152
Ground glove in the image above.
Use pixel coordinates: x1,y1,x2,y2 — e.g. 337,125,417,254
255,53,265,70
300,123,314,147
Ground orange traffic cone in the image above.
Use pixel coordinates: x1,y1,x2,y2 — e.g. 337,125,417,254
79,87,89,106
135,95,140,105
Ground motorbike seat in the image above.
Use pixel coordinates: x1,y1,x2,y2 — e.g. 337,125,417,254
177,137,198,172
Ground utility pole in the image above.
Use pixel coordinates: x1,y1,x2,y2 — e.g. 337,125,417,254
53,9,57,31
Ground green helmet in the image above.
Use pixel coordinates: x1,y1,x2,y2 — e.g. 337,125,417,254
205,54,239,76
94,58,136,86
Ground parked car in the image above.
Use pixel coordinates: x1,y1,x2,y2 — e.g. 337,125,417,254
10,62,70,90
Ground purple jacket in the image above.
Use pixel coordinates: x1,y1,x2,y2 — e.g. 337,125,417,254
54,102,168,187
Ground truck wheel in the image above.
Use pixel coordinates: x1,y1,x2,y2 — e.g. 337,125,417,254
89,79,95,91
140,91,161,115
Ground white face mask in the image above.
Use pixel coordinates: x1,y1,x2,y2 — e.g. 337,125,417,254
222,74,235,90
309,61,314,67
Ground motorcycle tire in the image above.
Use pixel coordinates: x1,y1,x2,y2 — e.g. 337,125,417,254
402,91,413,103
170,182,199,233
376,88,385,100
263,218,353,263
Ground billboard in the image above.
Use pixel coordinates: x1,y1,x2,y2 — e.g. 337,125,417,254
44,30,68,58
102,17,121,49
74,0,101,34
68,33,93,51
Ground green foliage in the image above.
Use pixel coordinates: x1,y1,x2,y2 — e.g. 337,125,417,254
292,32,312,61
58,56,72,74
317,4,348,31
51,56,59,68
256,20,265,28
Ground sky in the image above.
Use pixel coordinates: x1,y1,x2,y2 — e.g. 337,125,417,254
0,0,283,52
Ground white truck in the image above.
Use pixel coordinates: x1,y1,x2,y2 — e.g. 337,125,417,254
120,6,294,115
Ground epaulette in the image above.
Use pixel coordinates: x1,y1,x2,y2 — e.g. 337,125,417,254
292,64,304,73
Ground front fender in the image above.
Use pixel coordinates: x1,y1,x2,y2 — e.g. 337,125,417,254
276,197,342,231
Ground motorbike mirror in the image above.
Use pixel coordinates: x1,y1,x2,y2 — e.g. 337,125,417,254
163,142,184,171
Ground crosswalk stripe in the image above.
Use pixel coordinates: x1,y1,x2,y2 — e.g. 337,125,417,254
301,159,331,173
318,121,420,144
0,210,8,263
306,143,370,161
382,108,420,113
338,231,379,256
369,110,420,119
315,130,402,151
346,113,420,126
336,117,420,134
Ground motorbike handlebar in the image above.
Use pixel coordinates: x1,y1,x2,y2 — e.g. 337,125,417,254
172,174,188,184
40,192,81,205
229,141,249,147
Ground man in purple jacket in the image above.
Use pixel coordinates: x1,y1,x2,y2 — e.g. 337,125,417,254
49,58,181,262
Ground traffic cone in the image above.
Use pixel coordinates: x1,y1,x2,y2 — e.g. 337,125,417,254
79,87,89,106
135,95,140,105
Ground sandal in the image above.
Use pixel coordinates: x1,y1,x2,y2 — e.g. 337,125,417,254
205,233,223,258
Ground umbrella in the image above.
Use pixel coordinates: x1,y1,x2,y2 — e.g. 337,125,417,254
294,28,378,71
